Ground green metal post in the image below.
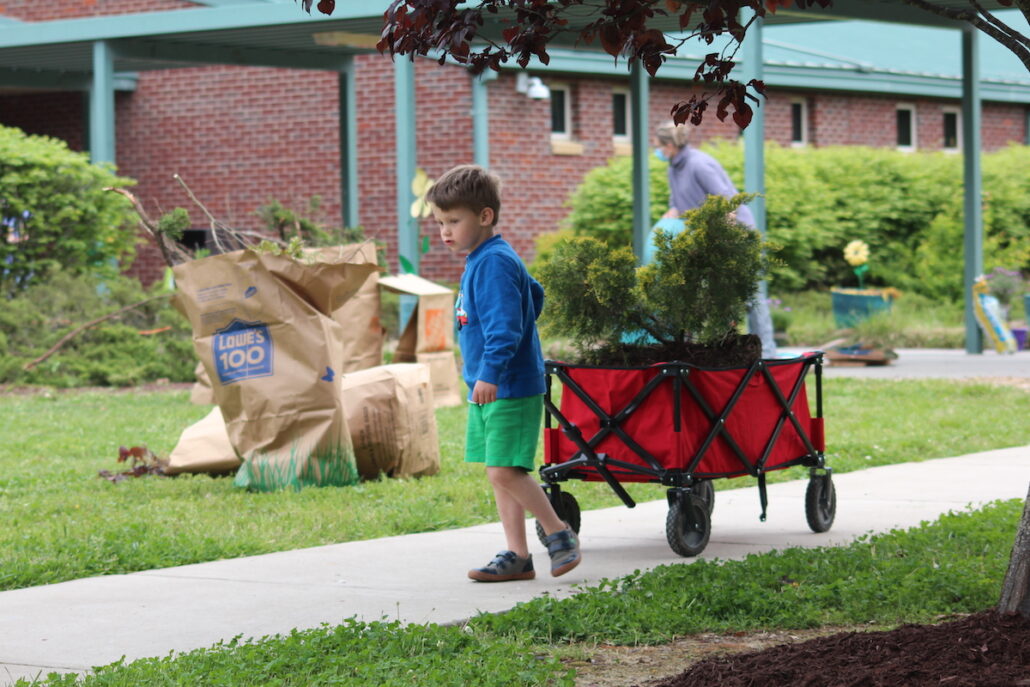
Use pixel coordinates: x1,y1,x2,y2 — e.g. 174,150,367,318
962,29,984,354
741,9,766,235
395,56,418,274
395,57,418,329
89,40,116,165
630,60,650,263
339,57,359,229
472,71,495,168
741,9,769,318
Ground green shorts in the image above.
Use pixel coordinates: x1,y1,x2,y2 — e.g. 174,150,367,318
465,395,543,472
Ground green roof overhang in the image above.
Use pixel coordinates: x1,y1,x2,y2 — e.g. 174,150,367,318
0,1,391,87
505,47,1030,104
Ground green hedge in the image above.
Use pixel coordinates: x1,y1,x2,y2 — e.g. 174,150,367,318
0,125,138,298
0,270,196,388
554,143,1030,302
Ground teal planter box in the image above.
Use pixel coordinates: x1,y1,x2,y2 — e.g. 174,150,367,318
831,288,894,328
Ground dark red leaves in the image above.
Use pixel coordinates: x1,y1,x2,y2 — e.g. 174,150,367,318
316,0,335,15
731,102,753,128
599,23,623,56
374,0,787,128
100,446,168,483
671,96,708,126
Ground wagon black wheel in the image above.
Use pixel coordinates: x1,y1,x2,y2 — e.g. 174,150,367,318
694,480,715,516
666,495,711,557
805,474,836,533
536,491,582,546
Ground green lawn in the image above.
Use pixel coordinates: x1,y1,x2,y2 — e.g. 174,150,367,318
0,378,1027,592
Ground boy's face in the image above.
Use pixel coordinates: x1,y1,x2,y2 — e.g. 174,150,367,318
433,204,495,255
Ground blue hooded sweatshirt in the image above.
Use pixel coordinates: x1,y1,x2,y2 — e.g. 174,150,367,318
456,234,545,400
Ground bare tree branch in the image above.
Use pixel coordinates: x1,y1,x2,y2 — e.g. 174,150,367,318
173,173,230,255
106,187,192,267
968,0,1030,48
23,294,172,371
903,0,1030,72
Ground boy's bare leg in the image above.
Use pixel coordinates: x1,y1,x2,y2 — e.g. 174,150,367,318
488,466,568,555
492,483,529,557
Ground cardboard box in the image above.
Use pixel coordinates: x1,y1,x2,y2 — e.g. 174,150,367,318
379,274,462,407
378,273,455,354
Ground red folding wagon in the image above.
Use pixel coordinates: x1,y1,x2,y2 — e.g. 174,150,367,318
536,352,835,557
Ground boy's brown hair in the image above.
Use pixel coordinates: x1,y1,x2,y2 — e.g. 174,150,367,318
425,164,501,226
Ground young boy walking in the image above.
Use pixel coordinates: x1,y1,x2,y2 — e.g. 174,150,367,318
426,164,581,582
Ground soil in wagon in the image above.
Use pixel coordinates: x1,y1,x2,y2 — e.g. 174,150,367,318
638,610,1030,687
580,334,763,368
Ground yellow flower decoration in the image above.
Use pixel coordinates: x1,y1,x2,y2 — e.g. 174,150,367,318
409,167,435,219
843,240,869,267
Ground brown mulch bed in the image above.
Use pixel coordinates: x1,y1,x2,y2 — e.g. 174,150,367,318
648,611,1030,687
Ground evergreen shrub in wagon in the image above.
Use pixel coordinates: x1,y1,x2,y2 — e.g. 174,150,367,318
532,195,833,558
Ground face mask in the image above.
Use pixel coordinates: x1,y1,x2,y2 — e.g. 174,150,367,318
654,147,669,163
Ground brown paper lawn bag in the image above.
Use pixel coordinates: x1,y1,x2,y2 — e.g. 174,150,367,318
188,243,384,406
166,406,239,475
173,248,378,492
310,243,384,373
168,364,439,481
189,360,215,405
342,363,440,480
378,273,463,407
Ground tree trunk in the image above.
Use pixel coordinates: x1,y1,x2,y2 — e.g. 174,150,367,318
998,481,1030,617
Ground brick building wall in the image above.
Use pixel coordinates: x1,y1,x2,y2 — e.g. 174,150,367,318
0,91,85,149
0,0,197,21
115,65,343,283
0,16,1026,285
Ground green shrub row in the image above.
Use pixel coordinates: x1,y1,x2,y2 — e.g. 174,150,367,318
20,499,1021,686
556,144,1030,302
0,270,196,388
0,125,138,298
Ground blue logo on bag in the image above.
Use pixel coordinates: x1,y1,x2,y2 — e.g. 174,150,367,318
212,319,273,384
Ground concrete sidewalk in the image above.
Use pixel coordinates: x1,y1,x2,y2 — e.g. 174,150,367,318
2,444,1029,686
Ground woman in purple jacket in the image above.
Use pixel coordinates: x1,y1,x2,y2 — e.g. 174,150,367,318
653,121,777,358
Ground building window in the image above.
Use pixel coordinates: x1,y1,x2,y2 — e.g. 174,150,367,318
548,83,583,155
943,108,960,150
550,84,571,139
896,104,916,150
612,89,630,140
790,99,808,146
